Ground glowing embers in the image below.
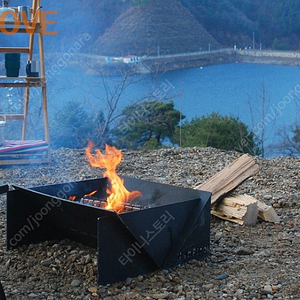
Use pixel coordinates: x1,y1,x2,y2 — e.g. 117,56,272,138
70,193,144,212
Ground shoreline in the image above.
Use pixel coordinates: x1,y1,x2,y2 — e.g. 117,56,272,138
237,50,300,67
92,49,300,75
143,50,300,72
69,49,300,76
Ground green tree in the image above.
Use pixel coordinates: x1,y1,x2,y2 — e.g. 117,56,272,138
113,100,184,149
174,112,260,155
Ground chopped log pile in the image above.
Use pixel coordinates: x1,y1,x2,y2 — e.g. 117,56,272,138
194,154,280,225
212,194,258,226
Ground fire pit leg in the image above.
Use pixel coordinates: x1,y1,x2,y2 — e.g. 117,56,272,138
0,281,6,300
163,199,211,266
97,195,211,285
6,190,65,249
97,215,159,285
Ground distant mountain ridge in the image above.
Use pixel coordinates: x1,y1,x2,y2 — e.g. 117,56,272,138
93,0,220,56
88,0,300,56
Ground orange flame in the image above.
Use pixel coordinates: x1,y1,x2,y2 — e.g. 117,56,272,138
85,142,142,213
84,190,98,198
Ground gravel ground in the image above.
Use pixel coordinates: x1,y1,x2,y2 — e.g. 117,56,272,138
0,146,299,299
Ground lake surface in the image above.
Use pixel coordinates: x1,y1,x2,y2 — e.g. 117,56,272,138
165,63,300,157
69,62,300,157
2,62,300,157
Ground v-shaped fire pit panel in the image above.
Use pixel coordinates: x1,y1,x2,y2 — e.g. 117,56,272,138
7,176,211,285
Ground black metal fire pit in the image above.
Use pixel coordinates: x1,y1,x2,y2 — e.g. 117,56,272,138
7,176,211,285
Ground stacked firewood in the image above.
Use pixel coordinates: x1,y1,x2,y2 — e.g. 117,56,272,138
194,154,280,226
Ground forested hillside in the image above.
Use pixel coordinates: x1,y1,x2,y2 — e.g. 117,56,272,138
2,0,300,52
91,0,300,51
230,0,300,49
93,0,220,56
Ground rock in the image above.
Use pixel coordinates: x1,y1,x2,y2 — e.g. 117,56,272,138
262,285,273,294
137,275,144,281
202,283,214,289
16,271,26,279
235,247,254,255
71,279,81,287
152,292,169,299
215,231,223,240
88,287,98,293
41,259,52,266
172,276,181,284
82,254,92,264
186,179,194,185
177,285,183,293
253,250,272,257
28,293,38,297
125,277,132,285
215,273,229,280
236,288,244,294
272,284,282,292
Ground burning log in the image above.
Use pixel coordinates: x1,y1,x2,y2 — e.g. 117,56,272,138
79,196,144,212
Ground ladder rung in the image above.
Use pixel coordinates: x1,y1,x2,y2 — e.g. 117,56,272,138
0,114,24,120
0,47,30,53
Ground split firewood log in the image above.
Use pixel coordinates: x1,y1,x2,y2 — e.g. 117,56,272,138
195,154,260,205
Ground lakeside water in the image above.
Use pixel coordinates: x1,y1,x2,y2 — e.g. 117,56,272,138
72,62,299,157
165,63,300,157
134,63,300,157
2,62,300,157
168,63,300,120
40,62,300,157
